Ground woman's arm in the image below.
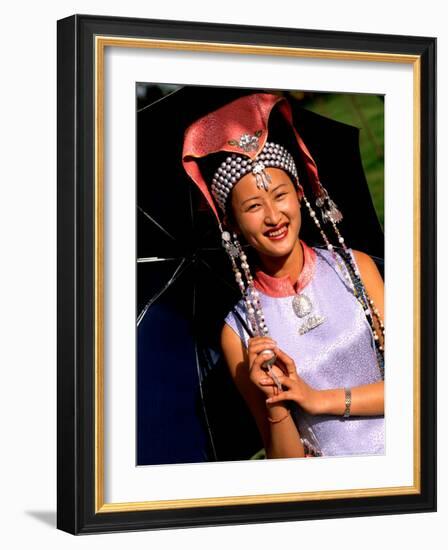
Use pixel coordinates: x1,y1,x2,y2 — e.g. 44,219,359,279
220,323,305,459
315,382,384,415
352,248,385,338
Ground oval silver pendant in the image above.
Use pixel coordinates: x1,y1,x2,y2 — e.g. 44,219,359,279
292,293,312,318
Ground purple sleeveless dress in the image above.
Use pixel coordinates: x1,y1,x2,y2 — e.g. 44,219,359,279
224,243,384,458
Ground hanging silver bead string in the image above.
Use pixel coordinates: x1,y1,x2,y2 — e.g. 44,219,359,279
327,215,385,346
302,194,353,288
303,188,385,379
337,247,385,380
220,225,282,387
220,228,267,335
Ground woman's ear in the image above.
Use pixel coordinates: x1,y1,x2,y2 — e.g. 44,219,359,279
296,184,304,204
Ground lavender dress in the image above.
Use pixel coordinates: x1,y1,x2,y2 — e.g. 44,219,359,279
224,244,384,458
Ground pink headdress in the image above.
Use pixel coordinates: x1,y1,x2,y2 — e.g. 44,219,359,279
182,92,330,223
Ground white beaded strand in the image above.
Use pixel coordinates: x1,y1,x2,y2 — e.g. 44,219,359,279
303,192,384,376
327,215,385,348
302,194,352,287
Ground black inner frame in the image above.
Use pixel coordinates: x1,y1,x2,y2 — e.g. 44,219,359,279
57,14,436,535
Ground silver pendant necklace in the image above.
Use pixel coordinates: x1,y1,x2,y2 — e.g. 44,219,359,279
292,293,325,335
292,294,312,317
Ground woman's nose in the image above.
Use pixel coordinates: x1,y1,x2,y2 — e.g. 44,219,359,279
264,200,281,225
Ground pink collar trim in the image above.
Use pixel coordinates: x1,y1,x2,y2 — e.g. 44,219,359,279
253,240,317,297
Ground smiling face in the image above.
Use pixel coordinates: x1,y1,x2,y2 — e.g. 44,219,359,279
227,167,302,263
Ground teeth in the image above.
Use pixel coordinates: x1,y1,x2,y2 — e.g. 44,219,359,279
267,227,287,237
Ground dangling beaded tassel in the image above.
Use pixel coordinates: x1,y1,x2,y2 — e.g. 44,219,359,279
320,193,385,376
303,192,385,380
326,213,385,356
220,227,267,338
338,251,385,379
302,193,352,287
220,226,282,387
232,233,268,337
315,185,343,224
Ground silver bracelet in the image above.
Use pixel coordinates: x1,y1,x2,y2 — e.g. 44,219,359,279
343,388,352,418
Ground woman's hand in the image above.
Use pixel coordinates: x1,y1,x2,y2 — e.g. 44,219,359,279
260,347,325,415
247,336,286,398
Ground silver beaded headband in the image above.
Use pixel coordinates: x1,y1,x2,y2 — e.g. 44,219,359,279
211,142,299,212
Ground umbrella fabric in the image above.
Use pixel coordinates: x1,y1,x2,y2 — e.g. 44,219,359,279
137,86,266,465
136,85,384,466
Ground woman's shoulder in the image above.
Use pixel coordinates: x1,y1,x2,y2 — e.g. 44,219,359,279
310,244,344,265
313,244,381,276
311,244,371,269
224,295,246,321
222,297,251,346
351,249,380,275
350,249,384,315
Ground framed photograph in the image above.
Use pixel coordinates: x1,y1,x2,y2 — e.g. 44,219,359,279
57,14,436,535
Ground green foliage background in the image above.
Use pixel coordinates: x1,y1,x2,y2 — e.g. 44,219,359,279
299,92,384,228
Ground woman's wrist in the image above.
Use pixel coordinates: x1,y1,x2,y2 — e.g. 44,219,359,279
317,388,345,415
266,402,289,421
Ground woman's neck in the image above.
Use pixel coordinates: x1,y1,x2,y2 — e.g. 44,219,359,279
256,238,304,281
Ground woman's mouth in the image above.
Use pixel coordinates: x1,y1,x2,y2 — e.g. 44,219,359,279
264,224,289,241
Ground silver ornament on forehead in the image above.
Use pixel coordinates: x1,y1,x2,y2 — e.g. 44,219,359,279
252,161,271,191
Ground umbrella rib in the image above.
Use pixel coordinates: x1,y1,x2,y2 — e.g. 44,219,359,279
137,257,177,263
137,86,183,113
197,256,238,293
137,206,177,242
137,257,190,326
192,277,218,461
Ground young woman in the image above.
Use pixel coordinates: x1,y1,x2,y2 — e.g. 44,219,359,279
182,91,385,459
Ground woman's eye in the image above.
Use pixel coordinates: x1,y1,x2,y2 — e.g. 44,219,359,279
275,192,287,199
247,203,260,211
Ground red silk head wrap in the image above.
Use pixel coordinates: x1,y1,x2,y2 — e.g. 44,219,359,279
182,92,322,222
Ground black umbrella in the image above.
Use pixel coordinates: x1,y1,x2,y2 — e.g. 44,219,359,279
136,85,384,466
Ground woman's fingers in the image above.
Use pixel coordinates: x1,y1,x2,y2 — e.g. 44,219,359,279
248,339,277,356
248,337,277,349
250,350,274,372
273,347,297,375
250,352,282,381
265,391,292,404
250,348,297,380
259,373,293,385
